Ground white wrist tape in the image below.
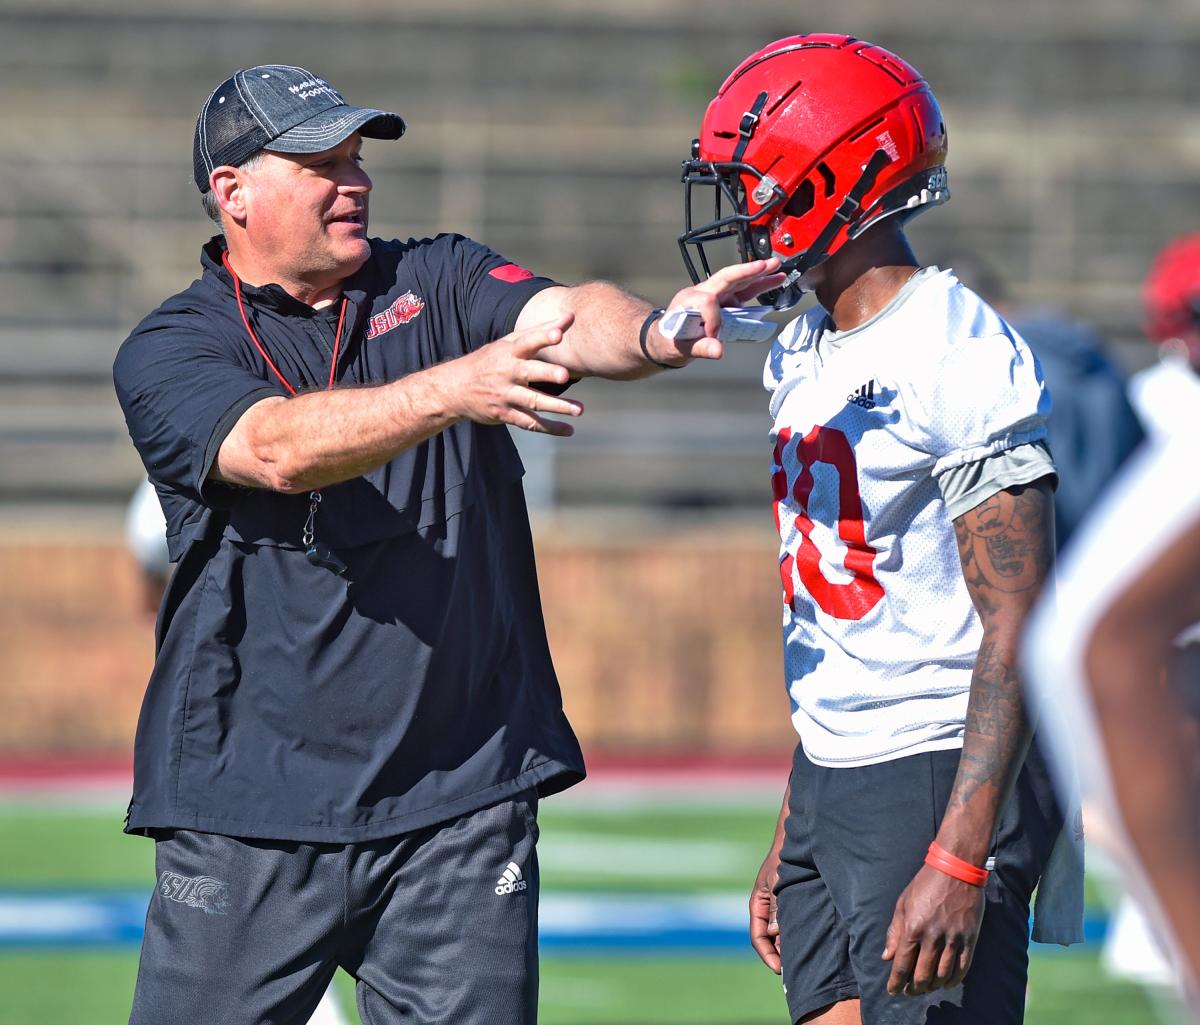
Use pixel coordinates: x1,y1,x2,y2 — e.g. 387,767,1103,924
658,306,792,345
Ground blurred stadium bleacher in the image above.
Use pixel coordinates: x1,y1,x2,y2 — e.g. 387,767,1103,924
2,0,1198,524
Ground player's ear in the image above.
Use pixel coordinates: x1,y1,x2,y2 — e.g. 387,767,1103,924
210,166,248,225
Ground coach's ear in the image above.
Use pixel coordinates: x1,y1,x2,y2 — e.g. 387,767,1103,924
210,166,248,226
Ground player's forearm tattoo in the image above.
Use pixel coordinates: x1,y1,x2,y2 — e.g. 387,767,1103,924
949,639,1027,810
944,481,1054,833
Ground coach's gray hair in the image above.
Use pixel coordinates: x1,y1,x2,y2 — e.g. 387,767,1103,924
201,151,265,232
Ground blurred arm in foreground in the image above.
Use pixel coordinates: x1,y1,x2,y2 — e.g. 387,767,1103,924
1024,433,1200,1006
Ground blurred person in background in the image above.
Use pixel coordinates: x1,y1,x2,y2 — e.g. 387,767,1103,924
112,64,783,1025
678,34,1074,1025
1093,228,1200,991
124,478,171,620
1129,232,1200,441
938,251,1145,549
1027,232,1200,1007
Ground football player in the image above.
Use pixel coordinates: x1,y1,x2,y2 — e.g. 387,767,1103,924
1129,232,1200,440
674,35,1066,1024
1024,431,1200,1010
1025,234,1200,1006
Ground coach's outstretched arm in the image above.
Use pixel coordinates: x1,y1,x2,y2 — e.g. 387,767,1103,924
882,479,1055,998
514,258,784,380
214,260,784,494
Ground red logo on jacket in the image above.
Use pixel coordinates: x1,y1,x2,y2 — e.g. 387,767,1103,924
366,292,425,339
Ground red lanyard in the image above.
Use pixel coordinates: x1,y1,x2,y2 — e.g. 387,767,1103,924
222,250,347,395
221,251,350,574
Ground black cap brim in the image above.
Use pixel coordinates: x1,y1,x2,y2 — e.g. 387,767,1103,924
264,106,406,155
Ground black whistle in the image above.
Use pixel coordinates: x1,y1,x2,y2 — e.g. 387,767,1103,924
306,542,348,576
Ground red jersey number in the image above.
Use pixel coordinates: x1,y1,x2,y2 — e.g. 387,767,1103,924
772,425,884,621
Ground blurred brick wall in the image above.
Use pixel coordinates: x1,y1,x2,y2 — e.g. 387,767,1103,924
0,542,153,753
539,527,794,755
0,529,797,758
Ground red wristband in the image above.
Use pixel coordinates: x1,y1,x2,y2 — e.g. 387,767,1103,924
924,841,989,888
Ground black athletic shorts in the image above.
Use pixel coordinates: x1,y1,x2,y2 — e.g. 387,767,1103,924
128,792,540,1025
775,741,1062,1025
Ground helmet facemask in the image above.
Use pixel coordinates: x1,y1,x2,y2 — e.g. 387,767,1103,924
679,146,787,285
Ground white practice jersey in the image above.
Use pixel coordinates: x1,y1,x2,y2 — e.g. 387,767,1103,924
765,268,1051,766
1128,355,1200,443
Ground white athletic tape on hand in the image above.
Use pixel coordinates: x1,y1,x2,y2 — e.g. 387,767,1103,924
658,306,791,345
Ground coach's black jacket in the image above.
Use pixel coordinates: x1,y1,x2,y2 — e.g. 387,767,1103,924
113,236,584,842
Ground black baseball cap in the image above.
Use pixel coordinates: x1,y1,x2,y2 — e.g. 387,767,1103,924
193,64,406,193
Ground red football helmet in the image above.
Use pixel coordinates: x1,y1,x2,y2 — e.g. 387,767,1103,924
1144,233,1200,351
679,34,949,292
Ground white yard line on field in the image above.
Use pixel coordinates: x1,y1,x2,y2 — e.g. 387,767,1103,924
0,890,750,947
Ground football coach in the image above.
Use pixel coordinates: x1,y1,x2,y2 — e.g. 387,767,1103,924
113,64,782,1024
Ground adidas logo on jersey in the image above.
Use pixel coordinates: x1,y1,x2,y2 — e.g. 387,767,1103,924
847,380,877,409
495,861,528,896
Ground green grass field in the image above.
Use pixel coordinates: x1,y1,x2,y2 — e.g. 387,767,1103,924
0,794,1177,1024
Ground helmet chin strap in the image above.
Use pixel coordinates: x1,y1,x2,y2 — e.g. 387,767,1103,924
770,148,895,287
757,268,808,309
